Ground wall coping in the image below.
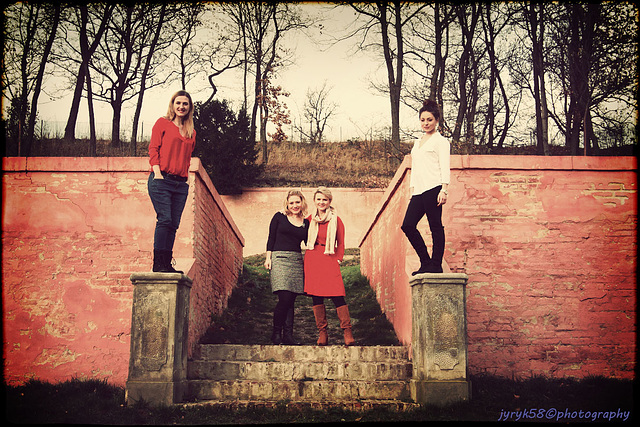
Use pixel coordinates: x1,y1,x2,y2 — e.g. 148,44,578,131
2,156,245,248
4,154,635,172
451,155,636,171
236,187,386,193
358,155,637,247
409,273,469,285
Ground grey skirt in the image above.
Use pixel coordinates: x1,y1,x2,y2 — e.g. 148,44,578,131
270,251,304,294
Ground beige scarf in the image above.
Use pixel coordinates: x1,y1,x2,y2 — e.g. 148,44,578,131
306,207,338,255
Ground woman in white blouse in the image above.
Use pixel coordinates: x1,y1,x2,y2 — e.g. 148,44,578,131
401,99,450,274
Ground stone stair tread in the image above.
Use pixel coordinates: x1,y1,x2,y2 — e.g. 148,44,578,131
193,344,410,362
188,344,415,404
180,399,420,411
188,359,412,381
188,379,412,401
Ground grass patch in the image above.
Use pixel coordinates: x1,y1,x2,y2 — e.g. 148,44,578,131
200,249,399,346
5,375,634,424
257,140,404,188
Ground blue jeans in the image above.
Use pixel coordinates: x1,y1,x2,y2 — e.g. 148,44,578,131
147,172,189,251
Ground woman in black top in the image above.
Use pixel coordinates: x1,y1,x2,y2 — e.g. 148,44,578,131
264,190,309,345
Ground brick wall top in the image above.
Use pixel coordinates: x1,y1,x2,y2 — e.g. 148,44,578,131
2,157,244,247
452,155,636,171
359,155,637,246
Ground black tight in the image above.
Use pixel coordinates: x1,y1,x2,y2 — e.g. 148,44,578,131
273,290,297,327
401,186,445,265
312,296,346,308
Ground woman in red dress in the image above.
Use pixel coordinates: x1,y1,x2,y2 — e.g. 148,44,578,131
304,187,355,346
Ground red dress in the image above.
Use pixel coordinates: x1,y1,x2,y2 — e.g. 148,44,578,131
303,216,346,297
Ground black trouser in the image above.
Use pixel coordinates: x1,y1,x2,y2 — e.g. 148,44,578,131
401,186,445,267
311,296,346,308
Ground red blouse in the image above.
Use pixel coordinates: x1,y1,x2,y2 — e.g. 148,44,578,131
148,117,196,178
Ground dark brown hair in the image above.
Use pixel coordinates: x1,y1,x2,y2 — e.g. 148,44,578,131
419,99,441,122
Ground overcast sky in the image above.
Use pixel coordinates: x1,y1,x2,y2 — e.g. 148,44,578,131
37,3,418,143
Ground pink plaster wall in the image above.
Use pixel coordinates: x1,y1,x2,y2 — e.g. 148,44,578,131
359,155,637,379
3,154,635,385
2,157,243,386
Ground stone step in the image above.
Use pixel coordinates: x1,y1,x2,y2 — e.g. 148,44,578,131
181,399,420,412
188,359,412,381
187,379,413,402
193,344,410,363
188,344,414,404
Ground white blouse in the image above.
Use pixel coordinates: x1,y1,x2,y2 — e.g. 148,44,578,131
409,131,450,196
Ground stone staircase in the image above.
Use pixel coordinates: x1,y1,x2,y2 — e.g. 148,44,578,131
184,343,419,410
127,273,469,408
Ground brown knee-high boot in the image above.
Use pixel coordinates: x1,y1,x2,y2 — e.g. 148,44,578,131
312,304,328,346
336,305,355,346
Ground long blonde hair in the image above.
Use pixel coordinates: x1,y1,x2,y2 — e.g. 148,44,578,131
283,189,308,218
165,90,195,138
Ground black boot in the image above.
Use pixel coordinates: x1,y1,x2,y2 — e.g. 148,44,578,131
271,308,284,345
271,325,283,345
282,307,297,345
426,226,445,273
412,254,432,275
165,250,183,274
152,249,165,272
402,224,432,276
152,250,183,273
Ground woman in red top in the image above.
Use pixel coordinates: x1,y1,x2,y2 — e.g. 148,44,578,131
304,187,355,346
147,90,196,273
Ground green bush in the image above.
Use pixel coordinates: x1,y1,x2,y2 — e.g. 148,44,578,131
193,100,262,194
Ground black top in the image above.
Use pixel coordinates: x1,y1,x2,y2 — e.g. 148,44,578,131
266,212,309,252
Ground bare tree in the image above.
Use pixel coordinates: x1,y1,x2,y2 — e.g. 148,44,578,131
2,3,39,154
220,3,307,163
198,6,246,107
130,3,170,153
429,4,456,109
217,3,251,110
172,2,208,90
2,3,61,156
480,2,512,150
401,3,541,152
524,2,551,155
450,4,482,145
401,4,455,134
90,4,176,148
348,2,428,154
544,3,637,155
25,4,61,156
59,4,114,144
293,81,338,144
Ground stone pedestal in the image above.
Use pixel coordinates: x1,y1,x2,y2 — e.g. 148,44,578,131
126,273,192,406
410,273,470,406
